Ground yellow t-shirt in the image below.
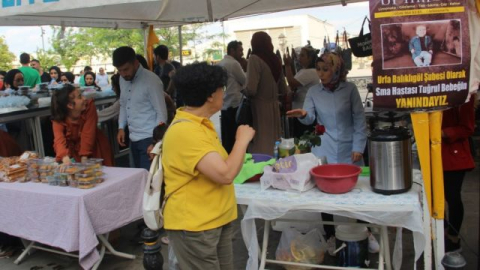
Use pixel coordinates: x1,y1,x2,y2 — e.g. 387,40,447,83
162,109,237,231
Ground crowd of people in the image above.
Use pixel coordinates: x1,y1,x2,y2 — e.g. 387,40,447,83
0,30,477,267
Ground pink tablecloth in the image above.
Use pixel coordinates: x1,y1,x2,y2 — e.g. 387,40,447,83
0,167,148,269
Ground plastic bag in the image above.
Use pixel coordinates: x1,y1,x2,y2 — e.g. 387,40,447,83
260,153,318,192
275,228,326,269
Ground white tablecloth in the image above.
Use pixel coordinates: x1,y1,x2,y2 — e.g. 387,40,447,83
236,170,426,270
0,167,148,269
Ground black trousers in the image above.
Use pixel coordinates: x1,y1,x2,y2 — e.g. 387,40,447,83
444,170,466,237
221,107,239,154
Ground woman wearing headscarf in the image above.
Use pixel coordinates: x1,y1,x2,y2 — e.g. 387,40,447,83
287,52,368,251
287,52,367,165
245,31,288,155
49,66,62,84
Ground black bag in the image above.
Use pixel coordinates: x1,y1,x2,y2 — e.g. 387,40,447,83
236,94,253,126
348,17,372,57
336,30,352,70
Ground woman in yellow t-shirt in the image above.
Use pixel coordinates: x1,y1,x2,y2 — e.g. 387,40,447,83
162,62,255,269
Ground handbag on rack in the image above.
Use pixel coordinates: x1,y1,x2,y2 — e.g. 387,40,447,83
236,94,253,126
348,16,372,57
335,30,353,70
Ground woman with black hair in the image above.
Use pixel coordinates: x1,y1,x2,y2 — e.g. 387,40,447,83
4,69,24,91
51,84,113,165
49,66,62,84
163,62,254,269
60,72,75,84
84,71,99,90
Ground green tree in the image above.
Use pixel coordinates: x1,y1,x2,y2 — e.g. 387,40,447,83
50,27,82,70
0,36,15,71
33,49,59,70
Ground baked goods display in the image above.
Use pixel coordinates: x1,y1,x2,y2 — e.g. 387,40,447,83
0,153,105,188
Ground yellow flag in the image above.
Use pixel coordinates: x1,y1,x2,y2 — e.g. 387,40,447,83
147,25,160,71
411,112,432,216
429,111,444,219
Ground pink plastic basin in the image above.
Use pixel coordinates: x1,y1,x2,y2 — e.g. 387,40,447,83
310,164,361,194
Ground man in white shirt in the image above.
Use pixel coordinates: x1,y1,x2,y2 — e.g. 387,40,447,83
113,46,168,170
216,41,246,153
96,67,109,89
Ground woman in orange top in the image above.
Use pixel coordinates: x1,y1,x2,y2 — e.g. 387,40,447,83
51,84,114,166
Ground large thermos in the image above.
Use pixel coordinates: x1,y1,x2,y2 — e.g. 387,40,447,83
368,127,412,195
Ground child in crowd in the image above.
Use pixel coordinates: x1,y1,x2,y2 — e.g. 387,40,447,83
84,71,100,90
409,24,433,67
60,72,75,84
51,84,113,166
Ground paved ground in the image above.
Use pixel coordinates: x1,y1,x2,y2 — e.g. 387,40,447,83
0,165,478,270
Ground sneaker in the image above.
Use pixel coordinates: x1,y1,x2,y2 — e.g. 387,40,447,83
445,237,462,253
368,233,380,253
326,236,336,256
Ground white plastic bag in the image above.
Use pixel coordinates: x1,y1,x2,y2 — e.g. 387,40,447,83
260,153,318,192
275,228,326,269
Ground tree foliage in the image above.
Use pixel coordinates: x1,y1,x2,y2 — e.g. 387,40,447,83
0,36,16,71
48,24,226,68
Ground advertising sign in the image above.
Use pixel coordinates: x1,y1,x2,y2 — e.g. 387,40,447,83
370,0,470,111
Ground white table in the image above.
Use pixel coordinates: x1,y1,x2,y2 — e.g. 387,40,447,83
0,166,148,269
235,170,428,270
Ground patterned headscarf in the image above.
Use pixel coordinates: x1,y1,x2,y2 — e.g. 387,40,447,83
317,52,346,91
251,31,282,82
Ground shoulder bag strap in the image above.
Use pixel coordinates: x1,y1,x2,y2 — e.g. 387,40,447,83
160,119,192,207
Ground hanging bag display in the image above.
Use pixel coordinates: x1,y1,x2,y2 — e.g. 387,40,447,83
348,16,372,57
335,31,353,71
236,93,253,126
342,30,353,70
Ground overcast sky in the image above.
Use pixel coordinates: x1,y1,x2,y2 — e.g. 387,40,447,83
0,2,369,59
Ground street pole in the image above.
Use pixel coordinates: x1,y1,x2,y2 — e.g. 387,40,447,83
40,27,45,52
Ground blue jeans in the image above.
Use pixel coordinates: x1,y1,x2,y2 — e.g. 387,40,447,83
130,137,152,170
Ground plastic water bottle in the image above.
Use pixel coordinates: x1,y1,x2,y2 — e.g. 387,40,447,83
273,141,280,160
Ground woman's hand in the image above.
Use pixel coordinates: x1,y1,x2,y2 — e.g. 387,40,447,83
286,109,307,118
81,156,88,163
351,152,363,163
236,125,255,145
58,156,71,172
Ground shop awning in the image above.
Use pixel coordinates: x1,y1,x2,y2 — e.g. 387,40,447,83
0,0,365,29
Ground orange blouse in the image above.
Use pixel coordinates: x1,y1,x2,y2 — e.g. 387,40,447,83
52,99,114,166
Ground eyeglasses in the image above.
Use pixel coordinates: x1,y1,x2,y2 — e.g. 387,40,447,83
14,79,24,83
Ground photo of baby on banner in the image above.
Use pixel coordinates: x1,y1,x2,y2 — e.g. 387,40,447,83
381,19,463,70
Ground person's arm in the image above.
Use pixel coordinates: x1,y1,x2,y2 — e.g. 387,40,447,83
350,84,368,154
409,38,415,54
297,88,316,125
98,100,120,123
196,125,255,185
244,56,261,97
148,77,168,124
35,73,41,86
442,95,475,143
283,54,301,90
52,120,70,163
231,61,246,86
79,100,98,158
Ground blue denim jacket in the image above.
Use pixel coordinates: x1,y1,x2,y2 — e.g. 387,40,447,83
409,35,433,59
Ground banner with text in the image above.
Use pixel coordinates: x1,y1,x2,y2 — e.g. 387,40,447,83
370,0,470,111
